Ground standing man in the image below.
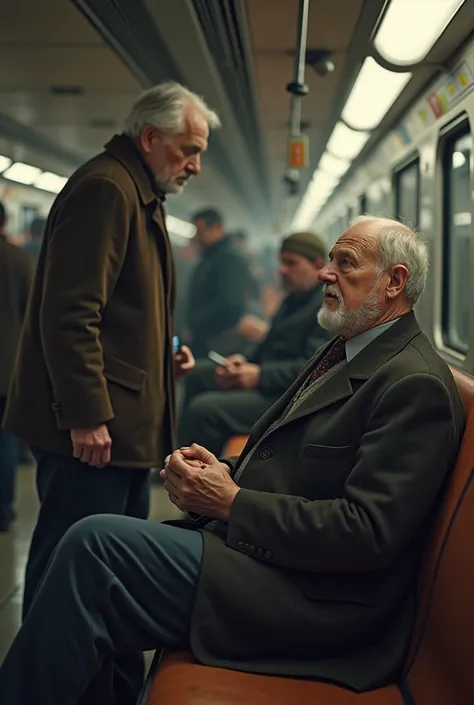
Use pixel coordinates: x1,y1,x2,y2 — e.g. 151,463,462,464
2,82,219,702
0,203,34,532
185,209,252,358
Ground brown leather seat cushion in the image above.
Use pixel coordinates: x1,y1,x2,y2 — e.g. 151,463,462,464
147,651,404,705
402,367,474,705
224,435,249,457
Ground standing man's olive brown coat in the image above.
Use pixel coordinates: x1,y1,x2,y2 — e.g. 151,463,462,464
3,135,177,668
4,135,176,466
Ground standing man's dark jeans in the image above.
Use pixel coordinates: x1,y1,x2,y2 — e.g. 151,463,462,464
0,396,19,531
179,360,278,455
0,516,202,705
23,448,151,704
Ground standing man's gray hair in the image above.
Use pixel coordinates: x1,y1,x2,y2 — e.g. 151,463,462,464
351,215,429,305
124,82,221,137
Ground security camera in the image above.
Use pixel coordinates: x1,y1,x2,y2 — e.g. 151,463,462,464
306,50,335,78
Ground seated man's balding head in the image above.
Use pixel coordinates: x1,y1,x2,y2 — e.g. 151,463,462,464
316,215,429,339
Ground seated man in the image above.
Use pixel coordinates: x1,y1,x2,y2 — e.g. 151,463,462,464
179,231,331,454
0,216,466,705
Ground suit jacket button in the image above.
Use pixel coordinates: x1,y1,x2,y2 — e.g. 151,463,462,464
256,548,264,558
238,541,245,549
259,447,271,460
249,545,256,553
264,550,273,560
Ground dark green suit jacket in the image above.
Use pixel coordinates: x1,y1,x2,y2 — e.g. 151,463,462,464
181,312,465,690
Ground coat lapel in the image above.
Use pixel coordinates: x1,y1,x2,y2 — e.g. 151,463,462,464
254,312,422,433
279,364,353,428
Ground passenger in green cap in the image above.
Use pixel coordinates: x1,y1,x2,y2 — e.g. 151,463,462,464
178,230,331,455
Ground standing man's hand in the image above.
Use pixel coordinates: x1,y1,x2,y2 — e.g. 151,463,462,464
174,345,195,380
70,425,112,467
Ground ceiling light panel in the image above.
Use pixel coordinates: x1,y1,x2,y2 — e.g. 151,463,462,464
35,172,68,193
342,57,412,130
374,0,465,66
0,155,12,173
2,162,42,185
166,215,195,238
326,122,370,160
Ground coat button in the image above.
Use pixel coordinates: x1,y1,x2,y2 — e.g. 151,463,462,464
264,550,273,560
238,541,244,549
249,545,256,553
256,548,264,558
259,447,271,460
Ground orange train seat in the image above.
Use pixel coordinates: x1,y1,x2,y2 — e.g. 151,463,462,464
223,435,249,457
143,367,474,705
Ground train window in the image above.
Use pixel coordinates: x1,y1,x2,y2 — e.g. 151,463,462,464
395,159,419,228
367,177,391,217
443,128,472,354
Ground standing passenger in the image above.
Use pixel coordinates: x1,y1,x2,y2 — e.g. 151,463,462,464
185,209,253,358
2,82,219,703
0,203,34,532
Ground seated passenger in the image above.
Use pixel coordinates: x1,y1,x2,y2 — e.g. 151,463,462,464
179,231,331,454
0,216,466,705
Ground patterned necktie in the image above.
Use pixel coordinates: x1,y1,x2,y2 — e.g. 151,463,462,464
309,336,346,382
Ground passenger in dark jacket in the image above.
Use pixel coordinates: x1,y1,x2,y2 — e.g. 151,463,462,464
185,209,253,358
0,203,34,531
179,231,331,454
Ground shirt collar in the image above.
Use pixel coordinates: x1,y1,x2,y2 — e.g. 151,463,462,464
345,318,401,362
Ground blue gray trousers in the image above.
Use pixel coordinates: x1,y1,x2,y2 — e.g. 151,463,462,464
0,515,203,705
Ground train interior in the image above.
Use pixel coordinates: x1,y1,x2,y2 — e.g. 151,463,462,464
1,0,474,700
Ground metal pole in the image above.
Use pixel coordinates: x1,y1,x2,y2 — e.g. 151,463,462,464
288,0,310,137
294,0,310,87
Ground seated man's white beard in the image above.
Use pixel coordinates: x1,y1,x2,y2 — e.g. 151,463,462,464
318,288,384,338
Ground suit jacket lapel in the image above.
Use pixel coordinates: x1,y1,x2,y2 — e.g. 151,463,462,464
278,364,353,428
246,312,422,439
239,338,336,453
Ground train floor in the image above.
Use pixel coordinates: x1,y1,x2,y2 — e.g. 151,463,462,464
0,462,182,664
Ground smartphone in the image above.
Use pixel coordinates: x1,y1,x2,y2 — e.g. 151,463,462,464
172,335,181,354
208,350,228,366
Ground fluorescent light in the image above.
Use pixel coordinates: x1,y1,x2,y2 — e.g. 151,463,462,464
3,162,42,185
35,171,68,193
319,151,350,178
166,214,195,239
342,57,411,130
374,0,465,66
326,122,370,160
291,170,339,230
0,155,12,173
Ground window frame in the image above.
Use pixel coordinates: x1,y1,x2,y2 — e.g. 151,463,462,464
441,118,472,356
394,156,420,228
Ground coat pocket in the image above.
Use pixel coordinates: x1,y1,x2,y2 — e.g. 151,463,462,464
293,444,354,500
103,355,147,393
302,443,352,459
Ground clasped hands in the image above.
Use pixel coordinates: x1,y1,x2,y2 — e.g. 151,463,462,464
160,443,240,521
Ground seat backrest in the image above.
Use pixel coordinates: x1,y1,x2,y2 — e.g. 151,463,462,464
224,435,249,457
403,367,474,705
